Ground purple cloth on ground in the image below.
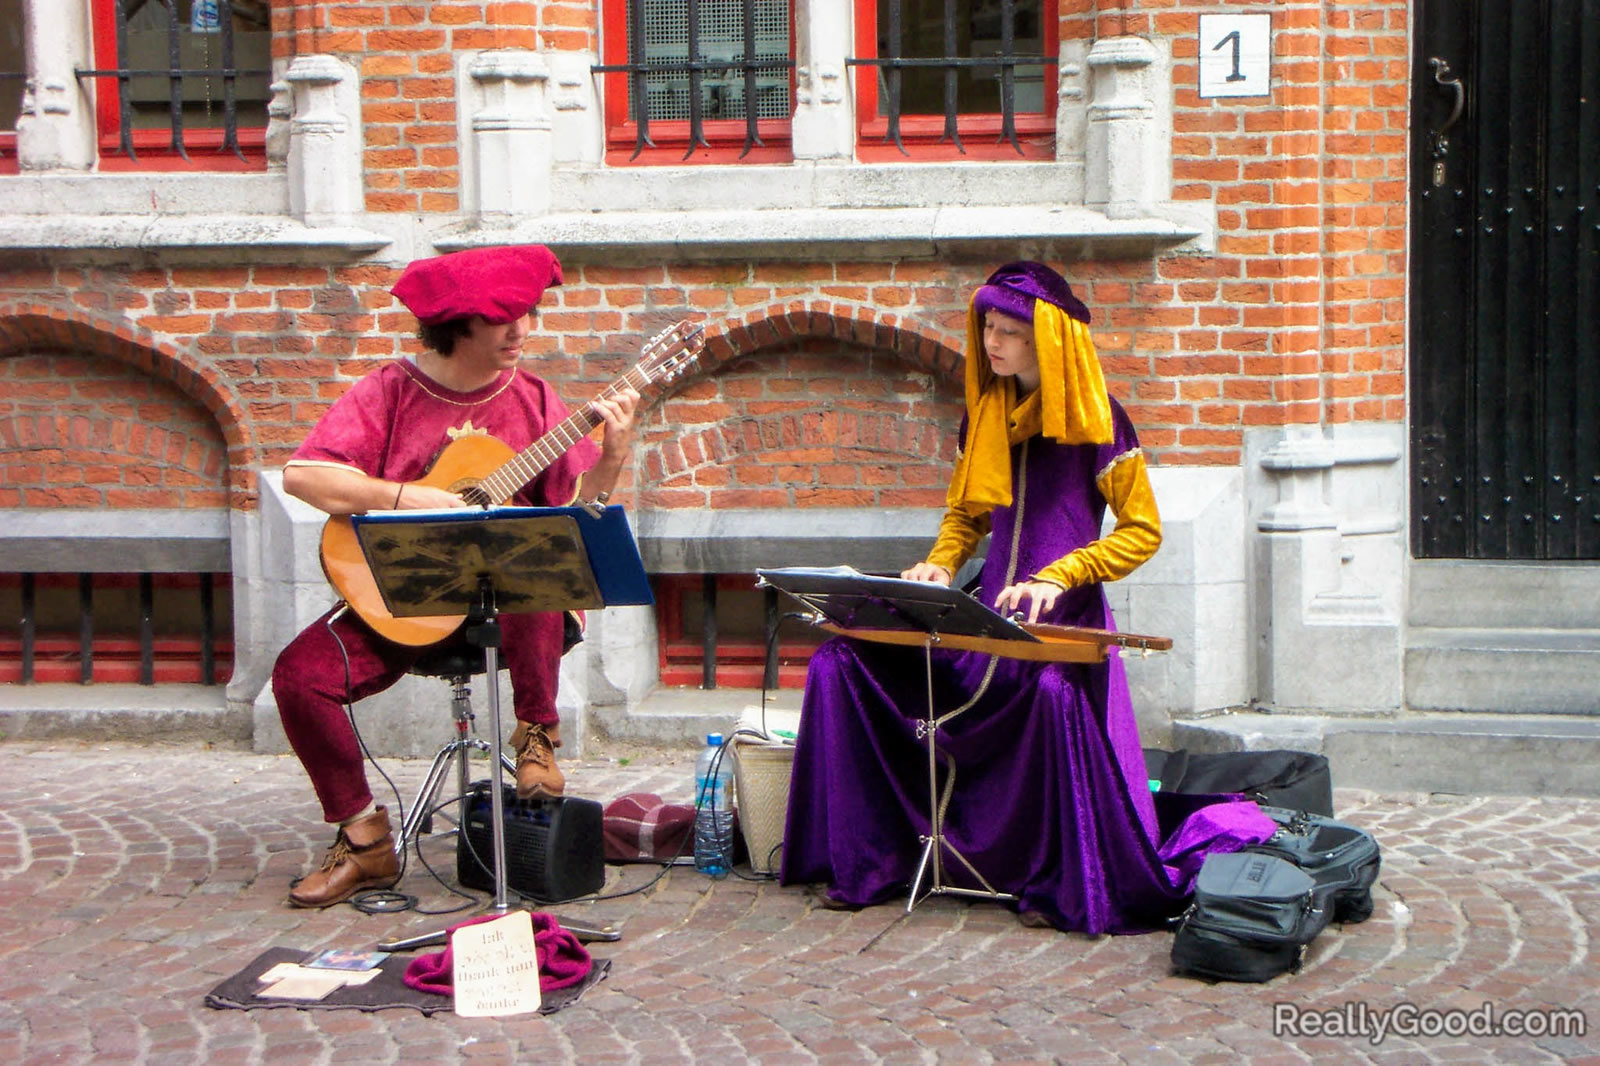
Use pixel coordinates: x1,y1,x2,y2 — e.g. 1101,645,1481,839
779,399,1273,934
403,912,592,996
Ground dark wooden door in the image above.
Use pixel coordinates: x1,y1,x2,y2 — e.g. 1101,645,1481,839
1410,0,1600,559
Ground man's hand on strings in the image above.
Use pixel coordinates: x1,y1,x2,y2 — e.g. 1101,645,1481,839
993,580,1064,625
593,386,641,460
900,562,952,585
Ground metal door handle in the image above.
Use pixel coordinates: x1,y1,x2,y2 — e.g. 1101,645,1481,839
1429,57,1464,156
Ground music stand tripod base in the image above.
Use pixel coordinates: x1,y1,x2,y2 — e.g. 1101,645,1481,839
350,506,655,946
903,633,1016,915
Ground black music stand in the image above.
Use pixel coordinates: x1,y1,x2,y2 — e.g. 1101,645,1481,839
349,505,651,945
755,567,1039,913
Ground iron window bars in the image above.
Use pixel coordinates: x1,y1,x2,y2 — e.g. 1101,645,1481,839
9,572,222,686
76,0,269,162
851,0,1055,155
597,0,1054,160
595,0,795,160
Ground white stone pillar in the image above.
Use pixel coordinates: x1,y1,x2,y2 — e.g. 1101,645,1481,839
1253,427,1404,714
461,50,554,221
546,51,603,166
1054,39,1090,165
15,0,95,170
264,68,292,171
285,54,364,226
791,0,853,160
1085,35,1166,219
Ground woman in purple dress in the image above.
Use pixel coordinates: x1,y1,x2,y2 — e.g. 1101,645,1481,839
780,262,1270,933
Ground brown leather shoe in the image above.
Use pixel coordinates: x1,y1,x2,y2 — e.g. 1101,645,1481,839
288,806,400,909
509,721,564,799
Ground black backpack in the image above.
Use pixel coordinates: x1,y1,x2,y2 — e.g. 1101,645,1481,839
1144,748,1334,817
1246,807,1381,923
1171,851,1330,983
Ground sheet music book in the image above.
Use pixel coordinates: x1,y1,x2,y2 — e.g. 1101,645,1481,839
350,505,653,617
755,566,1040,643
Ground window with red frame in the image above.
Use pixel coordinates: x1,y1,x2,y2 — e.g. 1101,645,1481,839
1,572,233,686
654,575,822,689
853,0,1057,161
88,0,271,170
0,0,22,174
597,0,795,165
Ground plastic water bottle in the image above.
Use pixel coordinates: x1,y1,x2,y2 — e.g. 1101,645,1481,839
693,733,734,877
190,0,221,32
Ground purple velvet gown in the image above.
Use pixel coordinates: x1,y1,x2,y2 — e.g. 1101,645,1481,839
780,404,1271,934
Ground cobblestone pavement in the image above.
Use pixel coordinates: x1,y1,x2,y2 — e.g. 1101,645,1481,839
0,739,1596,1065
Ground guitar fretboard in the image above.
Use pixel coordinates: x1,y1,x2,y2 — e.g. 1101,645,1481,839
473,359,667,506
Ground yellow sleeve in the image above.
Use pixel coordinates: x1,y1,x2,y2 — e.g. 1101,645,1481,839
1032,449,1162,590
924,504,992,578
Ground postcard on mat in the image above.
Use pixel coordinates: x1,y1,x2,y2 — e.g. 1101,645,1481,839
304,948,390,971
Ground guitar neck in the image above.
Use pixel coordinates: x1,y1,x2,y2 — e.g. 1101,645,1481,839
474,365,652,506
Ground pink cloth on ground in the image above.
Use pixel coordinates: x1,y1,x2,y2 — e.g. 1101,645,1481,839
402,912,592,996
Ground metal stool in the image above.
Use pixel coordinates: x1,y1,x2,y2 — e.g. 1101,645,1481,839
395,639,517,855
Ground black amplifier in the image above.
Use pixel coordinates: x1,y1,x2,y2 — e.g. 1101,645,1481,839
456,782,605,902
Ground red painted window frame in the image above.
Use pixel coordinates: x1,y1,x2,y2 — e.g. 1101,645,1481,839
653,574,820,689
89,0,266,171
598,0,795,166
851,0,1058,162
0,572,235,685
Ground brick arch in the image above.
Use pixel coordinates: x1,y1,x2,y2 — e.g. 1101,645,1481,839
0,303,256,506
697,299,967,381
636,304,968,511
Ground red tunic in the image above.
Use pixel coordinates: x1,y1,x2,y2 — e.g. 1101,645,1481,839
273,359,602,823
287,361,599,506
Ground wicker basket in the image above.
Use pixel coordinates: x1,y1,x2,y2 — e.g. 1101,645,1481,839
732,739,796,875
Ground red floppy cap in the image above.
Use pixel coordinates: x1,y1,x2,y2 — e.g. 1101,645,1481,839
390,244,563,326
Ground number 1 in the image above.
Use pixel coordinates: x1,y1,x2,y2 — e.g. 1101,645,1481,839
1213,30,1247,82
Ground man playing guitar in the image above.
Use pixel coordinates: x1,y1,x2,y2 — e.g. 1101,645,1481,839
271,244,639,908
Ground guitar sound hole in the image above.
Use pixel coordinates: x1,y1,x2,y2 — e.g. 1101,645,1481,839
459,486,491,508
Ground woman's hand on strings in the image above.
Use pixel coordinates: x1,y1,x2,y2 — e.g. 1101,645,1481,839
993,580,1063,624
900,562,952,585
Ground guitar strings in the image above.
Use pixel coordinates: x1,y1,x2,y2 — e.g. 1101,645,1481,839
477,327,702,505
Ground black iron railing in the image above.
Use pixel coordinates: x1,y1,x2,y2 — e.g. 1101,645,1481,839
7,572,226,686
74,0,269,162
850,0,1056,155
594,0,794,160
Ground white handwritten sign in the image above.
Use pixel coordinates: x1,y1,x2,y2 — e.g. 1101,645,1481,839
1198,14,1272,99
452,912,542,1018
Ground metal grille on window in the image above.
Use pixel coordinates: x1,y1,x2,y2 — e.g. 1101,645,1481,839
596,0,794,159
77,0,271,161
852,0,1053,155
0,0,23,156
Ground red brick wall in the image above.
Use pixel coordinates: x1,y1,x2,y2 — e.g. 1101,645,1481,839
276,0,597,214
1061,0,1411,463
0,351,228,509
1,0,1413,512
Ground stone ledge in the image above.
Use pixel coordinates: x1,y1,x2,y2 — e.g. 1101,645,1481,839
0,509,231,572
635,507,942,574
0,215,391,257
441,204,1205,262
1171,711,1600,798
0,684,249,746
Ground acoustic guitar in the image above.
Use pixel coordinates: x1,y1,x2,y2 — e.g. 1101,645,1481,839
320,320,706,647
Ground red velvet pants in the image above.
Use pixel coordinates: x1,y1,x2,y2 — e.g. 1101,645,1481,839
272,606,565,823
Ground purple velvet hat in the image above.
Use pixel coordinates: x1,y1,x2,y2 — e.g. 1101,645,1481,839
972,261,1091,325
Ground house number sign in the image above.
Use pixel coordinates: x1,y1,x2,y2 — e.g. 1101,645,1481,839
1198,13,1272,98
